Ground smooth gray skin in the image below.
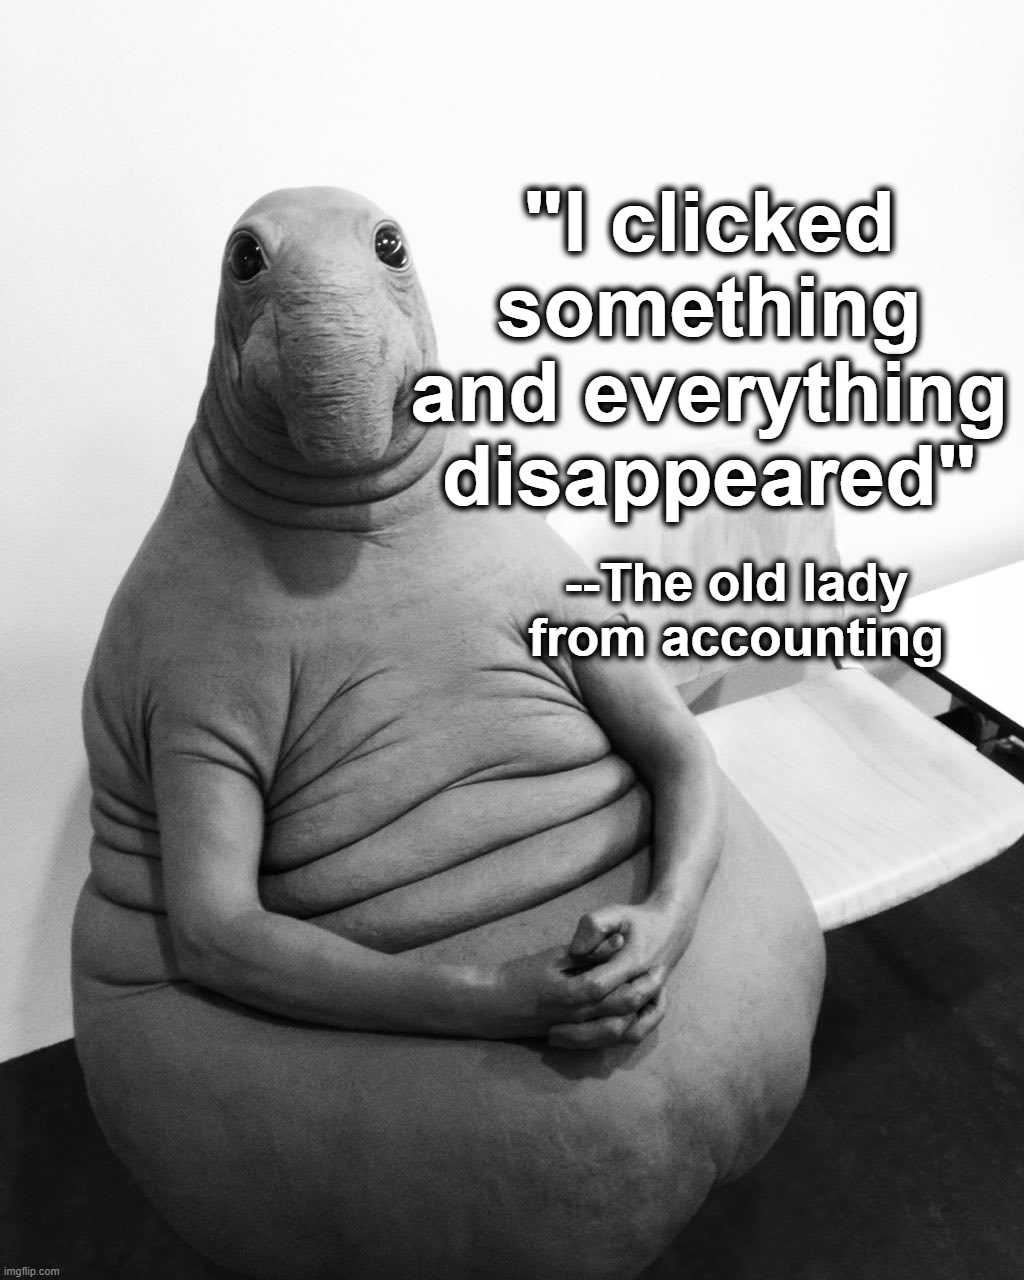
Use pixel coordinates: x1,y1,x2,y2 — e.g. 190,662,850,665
73,188,825,1280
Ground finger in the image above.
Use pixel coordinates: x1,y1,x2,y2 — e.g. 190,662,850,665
585,931,626,964
562,932,625,975
547,1014,635,1051
564,947,650,1005
568,908,623,958
623,989,667,1044
563,970,662,1022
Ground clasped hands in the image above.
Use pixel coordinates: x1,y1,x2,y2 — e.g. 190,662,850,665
494,899,695,1050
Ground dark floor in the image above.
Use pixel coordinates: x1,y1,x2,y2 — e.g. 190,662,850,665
647,828,1024,1280
4,805,1024,1277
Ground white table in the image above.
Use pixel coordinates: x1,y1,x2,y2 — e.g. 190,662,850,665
901,560,1024,737
699,667,1024,929
699,561,1024,928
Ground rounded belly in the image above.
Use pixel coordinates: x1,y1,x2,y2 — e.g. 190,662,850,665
72,781,824,1280
293,767,652,952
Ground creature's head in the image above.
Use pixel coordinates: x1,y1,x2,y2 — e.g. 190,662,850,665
208,187,437,476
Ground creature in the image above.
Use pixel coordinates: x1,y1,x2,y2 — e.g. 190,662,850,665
72,187,825,1280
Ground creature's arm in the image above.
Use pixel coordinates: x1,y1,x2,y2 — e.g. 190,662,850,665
154,751,633,1042
548,653,727,1048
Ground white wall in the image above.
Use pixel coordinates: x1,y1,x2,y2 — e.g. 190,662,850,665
3,0,1022,1061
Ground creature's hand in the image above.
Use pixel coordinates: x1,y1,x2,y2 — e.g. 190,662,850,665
542,902,692,1049
488,943,661,1048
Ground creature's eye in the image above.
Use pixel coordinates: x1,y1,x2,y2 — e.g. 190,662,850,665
227,232,266,282
374,223,408,269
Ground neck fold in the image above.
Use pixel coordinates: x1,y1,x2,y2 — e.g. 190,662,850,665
191,385,446,532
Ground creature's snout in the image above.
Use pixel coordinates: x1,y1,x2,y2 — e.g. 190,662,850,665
275,288,412,471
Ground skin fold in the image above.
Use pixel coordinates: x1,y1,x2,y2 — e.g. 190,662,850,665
72,187,825,1280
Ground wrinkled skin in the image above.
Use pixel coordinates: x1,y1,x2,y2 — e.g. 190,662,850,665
200,185,445,514
72,187,824,1280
